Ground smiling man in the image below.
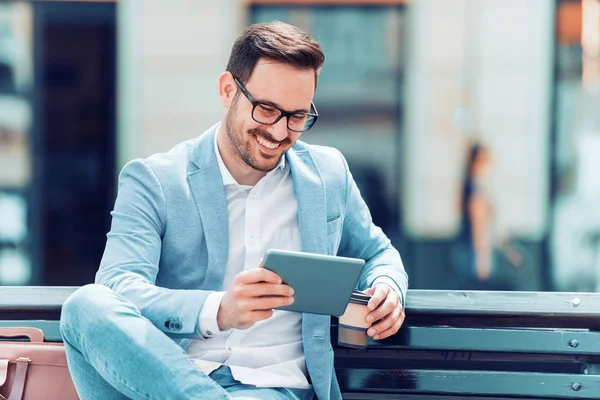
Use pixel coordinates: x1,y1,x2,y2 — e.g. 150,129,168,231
60,22,408,400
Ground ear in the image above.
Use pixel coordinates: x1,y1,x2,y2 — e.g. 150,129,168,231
219,72,237,108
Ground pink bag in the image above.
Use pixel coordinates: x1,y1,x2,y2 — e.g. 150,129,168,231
0,327,79,400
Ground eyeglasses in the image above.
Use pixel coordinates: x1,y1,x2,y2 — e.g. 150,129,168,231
233,76,318,133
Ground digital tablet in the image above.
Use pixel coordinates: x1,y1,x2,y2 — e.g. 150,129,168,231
261,249,366,316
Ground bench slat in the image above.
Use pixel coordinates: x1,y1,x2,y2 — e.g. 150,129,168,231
336,368,600,399
335,348,594,365
0,287,77,310
407,290,600,317
342,395,548,400
2,287,600,319
368,326,599,355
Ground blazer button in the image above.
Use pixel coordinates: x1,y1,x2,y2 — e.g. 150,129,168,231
165,319,182,331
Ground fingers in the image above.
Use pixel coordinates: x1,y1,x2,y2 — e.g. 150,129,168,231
364,285,404,340
220,268,292,331
231,283,294,311
371,307,405,340
366,285,389,312
236,267,282,285
366,287,397,323
367,302,404,339
244,295,295,311
363,287,376,296
235,282,294,299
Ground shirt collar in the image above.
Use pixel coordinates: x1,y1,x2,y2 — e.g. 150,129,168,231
214,124,287,187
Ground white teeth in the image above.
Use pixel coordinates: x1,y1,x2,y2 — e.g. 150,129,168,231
256,135,279,150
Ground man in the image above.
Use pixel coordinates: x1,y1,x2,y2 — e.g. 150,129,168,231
60,21,407,400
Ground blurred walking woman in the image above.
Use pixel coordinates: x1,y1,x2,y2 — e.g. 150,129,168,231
454,143,494,286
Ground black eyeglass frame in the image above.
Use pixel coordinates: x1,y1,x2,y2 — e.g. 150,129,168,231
233,76,319,133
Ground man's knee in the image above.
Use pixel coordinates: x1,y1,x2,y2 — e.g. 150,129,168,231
60,284,116,338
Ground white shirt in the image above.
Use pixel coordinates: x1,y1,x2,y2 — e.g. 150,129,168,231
186,127,310,389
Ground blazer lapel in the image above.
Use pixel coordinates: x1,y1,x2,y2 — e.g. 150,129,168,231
287,146,332,355
287,147,327,255
187,125,229,289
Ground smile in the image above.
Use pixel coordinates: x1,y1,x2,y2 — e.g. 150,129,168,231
254,134,280,150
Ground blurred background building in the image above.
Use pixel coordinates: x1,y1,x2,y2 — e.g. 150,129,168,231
0,0,598,292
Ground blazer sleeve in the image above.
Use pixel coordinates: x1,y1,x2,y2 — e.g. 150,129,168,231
95,159,211,336
335,151,408,307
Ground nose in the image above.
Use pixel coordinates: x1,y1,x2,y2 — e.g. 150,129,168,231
267,116,290,142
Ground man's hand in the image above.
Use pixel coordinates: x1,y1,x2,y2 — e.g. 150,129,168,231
363,284,405,340
217,268,294,331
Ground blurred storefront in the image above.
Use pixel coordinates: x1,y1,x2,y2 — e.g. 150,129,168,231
0,1,116,286
251,2,406,248
551,0,600,292
1,0,600,293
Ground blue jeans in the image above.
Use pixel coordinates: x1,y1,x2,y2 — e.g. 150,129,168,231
60,284,313,400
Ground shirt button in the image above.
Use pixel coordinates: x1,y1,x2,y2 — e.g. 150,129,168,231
206,330,213,337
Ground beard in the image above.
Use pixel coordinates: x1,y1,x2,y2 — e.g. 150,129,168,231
223,98,292,172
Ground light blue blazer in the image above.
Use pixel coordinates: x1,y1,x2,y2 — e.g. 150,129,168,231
96,123,408,400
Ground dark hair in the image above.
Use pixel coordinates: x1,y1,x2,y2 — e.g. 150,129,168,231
467,143,485,173
458,142,486,234
463,143,488,187
460,142,487,211
226,21,325,87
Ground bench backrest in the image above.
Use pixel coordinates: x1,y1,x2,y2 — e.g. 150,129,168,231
333,290,600,399
3,287,600,399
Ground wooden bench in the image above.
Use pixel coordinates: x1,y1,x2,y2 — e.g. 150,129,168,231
3,287,600,399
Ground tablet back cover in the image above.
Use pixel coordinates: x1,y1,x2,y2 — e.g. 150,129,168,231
262,249,365,316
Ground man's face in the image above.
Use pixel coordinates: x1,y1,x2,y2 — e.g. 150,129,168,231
223,59,315,172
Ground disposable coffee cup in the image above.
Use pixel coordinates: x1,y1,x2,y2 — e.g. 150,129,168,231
337,290,372,349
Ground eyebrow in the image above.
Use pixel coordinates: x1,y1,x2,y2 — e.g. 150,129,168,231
254,98,311,114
